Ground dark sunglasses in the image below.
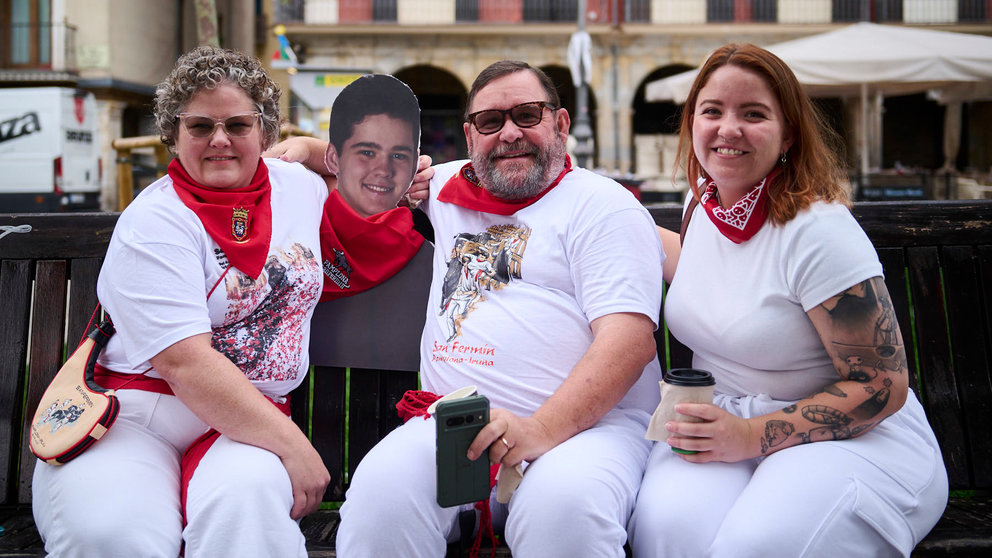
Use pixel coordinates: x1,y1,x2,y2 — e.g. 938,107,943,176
466,101,557,135
177,112,261,138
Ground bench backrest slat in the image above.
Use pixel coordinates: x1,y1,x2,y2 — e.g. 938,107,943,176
906,245,970,488
0,260,33,505
852,200,992,246
66,258,103,348
308,365,347,501
20,261,69,502
345,368,418,490
0,214,117,259
976,246,992,489
942,245,992,489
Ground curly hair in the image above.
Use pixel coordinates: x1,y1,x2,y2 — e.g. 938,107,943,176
154,46,281,150
676,43,849,224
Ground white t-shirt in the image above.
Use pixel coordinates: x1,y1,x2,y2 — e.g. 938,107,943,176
420,160,665,416
97,159,327,398
665,200,883,401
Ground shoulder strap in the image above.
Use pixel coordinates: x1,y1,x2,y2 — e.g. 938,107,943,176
679,196,700,247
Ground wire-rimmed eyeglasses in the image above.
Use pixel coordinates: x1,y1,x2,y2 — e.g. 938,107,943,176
176,112,261,138
466,101,557,135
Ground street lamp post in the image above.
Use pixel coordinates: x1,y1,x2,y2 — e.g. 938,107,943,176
571,0,594,169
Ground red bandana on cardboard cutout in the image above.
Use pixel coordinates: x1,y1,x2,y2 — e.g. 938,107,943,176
318,190,424,302
437,156,572,215
169,158,272,278
699,168,780,244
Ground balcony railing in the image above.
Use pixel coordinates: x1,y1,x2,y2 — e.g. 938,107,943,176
1,22,77,72
272,0,991,25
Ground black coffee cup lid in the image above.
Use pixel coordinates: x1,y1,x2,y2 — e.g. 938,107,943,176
663,368,715,387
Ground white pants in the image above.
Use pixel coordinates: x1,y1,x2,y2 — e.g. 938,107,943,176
336,408,652,558
628,391,948,558
32,389,306,558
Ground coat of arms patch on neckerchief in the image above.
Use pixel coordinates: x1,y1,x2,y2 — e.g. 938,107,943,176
231,207,250,242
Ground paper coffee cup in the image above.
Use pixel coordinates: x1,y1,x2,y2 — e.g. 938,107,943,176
645,369,715,451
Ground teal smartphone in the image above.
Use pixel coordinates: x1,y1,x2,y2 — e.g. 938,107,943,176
435,395,490,508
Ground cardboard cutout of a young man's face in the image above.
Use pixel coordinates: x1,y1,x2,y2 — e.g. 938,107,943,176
323,75,421,219
325,113,417,218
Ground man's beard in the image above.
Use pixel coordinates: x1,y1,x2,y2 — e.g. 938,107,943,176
470,136,566,201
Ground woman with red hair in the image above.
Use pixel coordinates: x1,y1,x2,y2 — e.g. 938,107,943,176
629,43,947,557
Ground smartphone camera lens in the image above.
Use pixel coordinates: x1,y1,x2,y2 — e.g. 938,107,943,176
466,415,474,423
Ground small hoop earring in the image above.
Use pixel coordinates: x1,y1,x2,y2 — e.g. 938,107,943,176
780,151,789,165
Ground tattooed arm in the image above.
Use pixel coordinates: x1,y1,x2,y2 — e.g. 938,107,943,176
666,276,909,462
797,276,909,441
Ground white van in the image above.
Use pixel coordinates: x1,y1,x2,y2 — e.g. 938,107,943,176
0,87,102,212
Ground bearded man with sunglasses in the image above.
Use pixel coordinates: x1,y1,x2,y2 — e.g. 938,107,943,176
335,60,665,557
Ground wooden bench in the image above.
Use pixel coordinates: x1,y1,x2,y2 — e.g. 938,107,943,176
2,201,991,557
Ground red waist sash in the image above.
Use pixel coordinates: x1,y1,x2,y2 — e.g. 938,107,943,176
93,363,174,396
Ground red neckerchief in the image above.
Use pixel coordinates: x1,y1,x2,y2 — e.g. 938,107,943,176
437,156,573,215
169,158,272,278
318,190,424,302
699,167,780,244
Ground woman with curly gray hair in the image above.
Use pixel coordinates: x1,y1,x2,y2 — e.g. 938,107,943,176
32,45,330,558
